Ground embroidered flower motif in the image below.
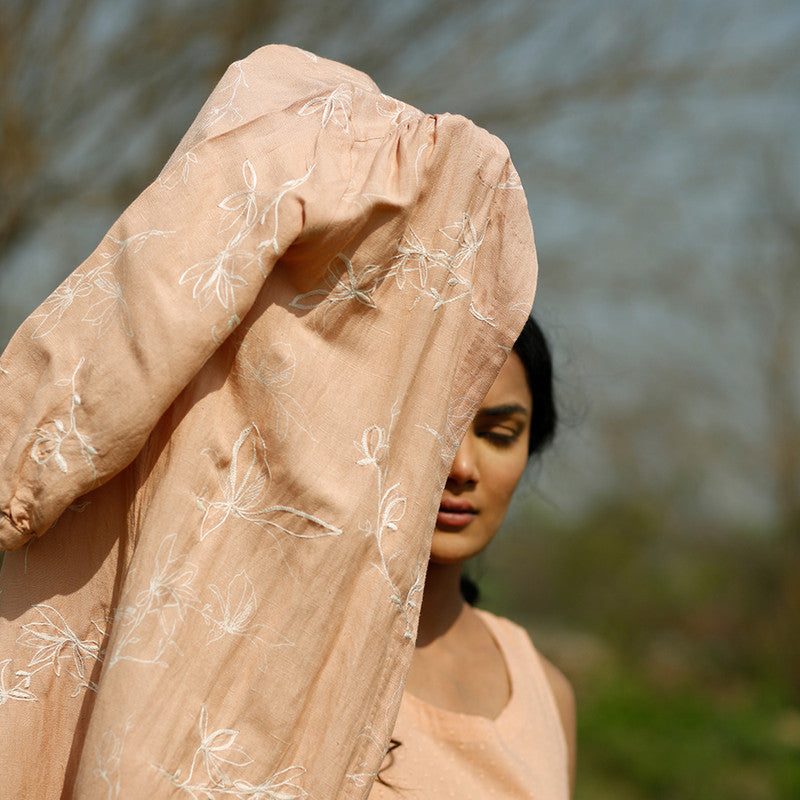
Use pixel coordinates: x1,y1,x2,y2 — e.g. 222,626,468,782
107,534,200,670
218,161,315,255
82,271,133,337
29,274,94,339
355,425,389,467
493,168,523,190
29,230,170,339
195,425,341,543
142,537,200,632
389,228,448,290
440,212,488,273
179,162,315,315
289,254,387,331
13,604,105,698
157,706,308,799
298,83,356,131
201,61,249,131
202,571,261,645
356,404,424,639
179,245,251,312
159,150,199,190
0,659,36,705
218,160,262,239
30,358,98,476
194,706,254,785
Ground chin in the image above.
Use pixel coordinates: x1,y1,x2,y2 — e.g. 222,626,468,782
429,532,490,565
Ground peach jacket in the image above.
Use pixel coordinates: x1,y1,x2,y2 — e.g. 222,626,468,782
0,45,537,799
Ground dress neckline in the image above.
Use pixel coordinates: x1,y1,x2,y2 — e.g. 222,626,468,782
403,608,515,725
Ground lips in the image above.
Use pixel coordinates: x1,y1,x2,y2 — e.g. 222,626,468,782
436,498,477,529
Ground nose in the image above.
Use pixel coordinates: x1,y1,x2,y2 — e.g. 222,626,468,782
447,432,479,487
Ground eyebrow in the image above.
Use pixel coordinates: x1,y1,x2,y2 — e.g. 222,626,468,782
477,404,529,419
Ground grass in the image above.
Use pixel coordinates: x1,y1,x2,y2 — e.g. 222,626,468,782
574,670,800,800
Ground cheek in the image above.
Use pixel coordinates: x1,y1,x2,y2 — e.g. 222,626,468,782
487,456,528,512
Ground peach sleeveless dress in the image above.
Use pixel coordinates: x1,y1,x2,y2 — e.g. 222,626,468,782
0,46,537,798
369,610,570,800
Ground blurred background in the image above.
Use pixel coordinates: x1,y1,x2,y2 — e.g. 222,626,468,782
1,1,798,797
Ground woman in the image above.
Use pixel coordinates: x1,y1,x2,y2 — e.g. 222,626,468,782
0,45,538,798
371,317,575,799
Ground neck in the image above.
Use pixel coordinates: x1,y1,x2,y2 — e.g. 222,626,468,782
416,560,466,647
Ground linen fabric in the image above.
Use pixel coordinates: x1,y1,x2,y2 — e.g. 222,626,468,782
368,610,571,800
0,45,537,799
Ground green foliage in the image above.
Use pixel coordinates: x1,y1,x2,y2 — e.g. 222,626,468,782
479,495,800,799
577,672,800,800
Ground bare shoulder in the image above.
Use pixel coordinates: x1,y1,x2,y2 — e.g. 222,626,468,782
539,655,577,795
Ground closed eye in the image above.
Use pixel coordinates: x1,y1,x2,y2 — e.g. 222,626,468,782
479,428,521,447
475,403,528,447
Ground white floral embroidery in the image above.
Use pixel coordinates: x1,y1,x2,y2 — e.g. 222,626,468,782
199,571,292,669
0,659,36,705
288,212,495,331
201,571,260,644
389,228,448,290
202,61,248,131
440,211,487,276
159,62,249,190
109,538,290,672
93,718,132,800
159,150,199,190
157,705,308,799
356,405,424,639
235,343,313,441
7,605,106,700
434,213,495,325
219,161,315,256
30,230,171,339
30,358,98,476
493,168,524,190
179,162,314,315
107,534,200,670
179,244,251,313
289,253,387,331
195,425,341,543
298,82,357,132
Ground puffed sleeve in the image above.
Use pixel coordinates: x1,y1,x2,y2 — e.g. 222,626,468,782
0,46,376,549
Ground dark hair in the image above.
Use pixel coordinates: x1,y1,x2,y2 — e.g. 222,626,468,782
460,316,557,606
513,315,557,458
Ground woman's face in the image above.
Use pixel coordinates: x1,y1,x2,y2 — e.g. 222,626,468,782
430,351,532,565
